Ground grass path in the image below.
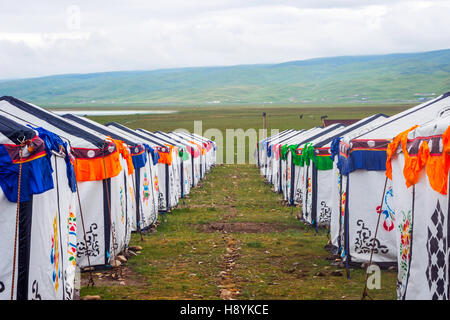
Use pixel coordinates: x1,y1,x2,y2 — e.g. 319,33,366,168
81,164,397,300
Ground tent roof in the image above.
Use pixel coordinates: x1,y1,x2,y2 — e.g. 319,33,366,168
139,130,183,148
276,128,320,146
0,96,105,149
355,92,450,140
408,113,450,141
105,122,166,148
259,129,296,144
313,113,388,148
146,131,200,150
0,113,36,144
295,123,345,149
63,114,140,147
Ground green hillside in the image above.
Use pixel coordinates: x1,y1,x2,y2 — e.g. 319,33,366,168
1,49,449,106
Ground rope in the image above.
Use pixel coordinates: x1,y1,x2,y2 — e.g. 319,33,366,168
361,176,388,300
10,140,25,300
73,155,95,287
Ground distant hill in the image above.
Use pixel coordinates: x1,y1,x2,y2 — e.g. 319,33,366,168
0,49,449,106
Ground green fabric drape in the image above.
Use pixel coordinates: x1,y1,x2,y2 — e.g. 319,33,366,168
314,154,334,170
282,142,334,170
179,146,189,161
296,143,334,170
280,144,298,161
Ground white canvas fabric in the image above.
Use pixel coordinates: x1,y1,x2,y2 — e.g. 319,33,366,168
390,114,450,300
301,115,389,227
183,132,216,171
329,115,390,250
171,131,212,178
150,131,193,196
0,99,130,269
299,125,347,222
330,162,341,249
342,93,450,264
105,124,173,212
347,170,396,264
392,153,449,299
27,155,78,300
63,116,155,233
257,130,294,176
264,130,303,182
159,131,202,188
0,150,77,300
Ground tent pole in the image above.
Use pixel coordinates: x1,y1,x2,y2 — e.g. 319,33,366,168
10,141,25,300
361,176,388,300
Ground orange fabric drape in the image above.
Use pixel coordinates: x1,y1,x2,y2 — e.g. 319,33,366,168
426,126,450,194
74,148,122,182
158,145,174,165
108,137,135,176
386,125,450,195
386,125,419,180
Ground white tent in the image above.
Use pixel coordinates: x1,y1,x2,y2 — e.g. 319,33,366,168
62,114,158,232
105,122,179,212
0,113,77,300
272,129,308,194
170,131,216,176
0,96,131,270
279,125,344,211
388,112,450,299
259,130,301,181
187,132,217,172
292,124,347,225
300,114,389,228
279,128,323,198
338,92,450,266
257,129,295,175
144,130,201,191
264,130,305,186
328,114,390,254
137,130,193,198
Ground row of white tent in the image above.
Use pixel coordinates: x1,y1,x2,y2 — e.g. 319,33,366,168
256,92,450,299
0,96,216,300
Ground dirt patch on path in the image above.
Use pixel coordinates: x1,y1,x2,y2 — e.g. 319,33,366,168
81,264,145,288
218,235,241,300
196,222,303,234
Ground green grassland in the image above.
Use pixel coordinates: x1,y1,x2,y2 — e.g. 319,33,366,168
82,103,412,163
2,48,449,105
81,165,397,300
79,104,405,300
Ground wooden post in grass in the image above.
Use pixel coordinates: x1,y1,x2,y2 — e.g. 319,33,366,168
262,112,267,140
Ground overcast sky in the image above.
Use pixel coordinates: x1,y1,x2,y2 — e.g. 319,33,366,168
0,0,449,79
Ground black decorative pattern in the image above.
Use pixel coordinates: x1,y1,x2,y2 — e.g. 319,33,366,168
111,222,119,251
426,200,447,300
77,223,100,258
64,271,73,300
319,201,331,223
295,188,302,202
0,281,4,293
31,280,41,300
158,193,165,210
354,219,389,255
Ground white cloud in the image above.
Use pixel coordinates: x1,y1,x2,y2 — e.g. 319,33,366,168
0,0,449,79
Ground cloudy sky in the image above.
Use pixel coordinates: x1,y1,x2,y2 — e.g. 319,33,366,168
0,0,449,79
